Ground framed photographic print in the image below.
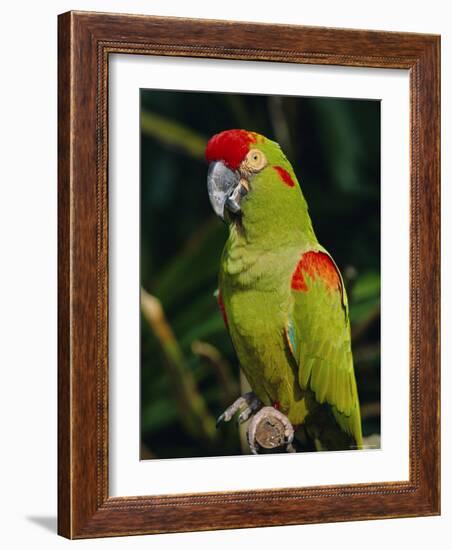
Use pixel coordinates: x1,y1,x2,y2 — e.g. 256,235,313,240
58,11,440,538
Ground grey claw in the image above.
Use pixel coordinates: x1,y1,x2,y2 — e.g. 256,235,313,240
237,395,262,424
237,409,251,425
216,392,262,427
249,438,260,455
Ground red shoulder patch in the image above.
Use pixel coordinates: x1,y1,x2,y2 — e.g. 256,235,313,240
273,166,295,187
217,290,229,328
205,130,256,170
291,251,340,292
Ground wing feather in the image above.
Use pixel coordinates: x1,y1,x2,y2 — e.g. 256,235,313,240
286,249,363,447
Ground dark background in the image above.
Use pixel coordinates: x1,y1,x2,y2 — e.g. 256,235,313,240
140,90,381,459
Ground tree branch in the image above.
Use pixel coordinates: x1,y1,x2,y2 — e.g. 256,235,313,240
141,288,217,442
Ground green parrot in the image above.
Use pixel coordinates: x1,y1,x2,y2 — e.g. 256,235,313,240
206,129,363,453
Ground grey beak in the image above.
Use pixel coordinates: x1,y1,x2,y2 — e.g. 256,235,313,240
207,161,245,219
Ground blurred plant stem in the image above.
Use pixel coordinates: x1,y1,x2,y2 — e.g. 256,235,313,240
191,340,239,405
141,288,217,442
141,111,206,159
268,96,293,161
224,95,255,131
238,371,252,454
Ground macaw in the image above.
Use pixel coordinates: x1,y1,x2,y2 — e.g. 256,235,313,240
206,129,362,453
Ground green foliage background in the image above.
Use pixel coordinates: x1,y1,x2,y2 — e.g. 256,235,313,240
140,90,381,459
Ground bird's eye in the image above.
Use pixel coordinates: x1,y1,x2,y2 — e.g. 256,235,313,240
246,149,267,171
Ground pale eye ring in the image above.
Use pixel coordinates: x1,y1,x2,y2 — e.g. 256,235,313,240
246,148,267,171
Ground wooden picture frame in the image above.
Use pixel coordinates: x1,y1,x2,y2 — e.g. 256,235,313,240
58,10,440,538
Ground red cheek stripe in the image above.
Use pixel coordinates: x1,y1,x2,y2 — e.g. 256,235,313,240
274,166,295,187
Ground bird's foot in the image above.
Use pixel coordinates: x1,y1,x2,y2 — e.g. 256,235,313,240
247,406,296,455
216,392,262,426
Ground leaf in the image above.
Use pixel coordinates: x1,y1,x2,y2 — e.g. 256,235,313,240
352,271,380,301
153,219,227,312
141,111,207,159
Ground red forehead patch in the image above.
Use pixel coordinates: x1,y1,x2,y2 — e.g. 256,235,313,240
205,130,256,170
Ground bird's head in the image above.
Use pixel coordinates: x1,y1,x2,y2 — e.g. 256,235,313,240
206,129,316,245
206,129,304,229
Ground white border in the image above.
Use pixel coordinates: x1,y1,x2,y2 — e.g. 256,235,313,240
109,55,409,497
